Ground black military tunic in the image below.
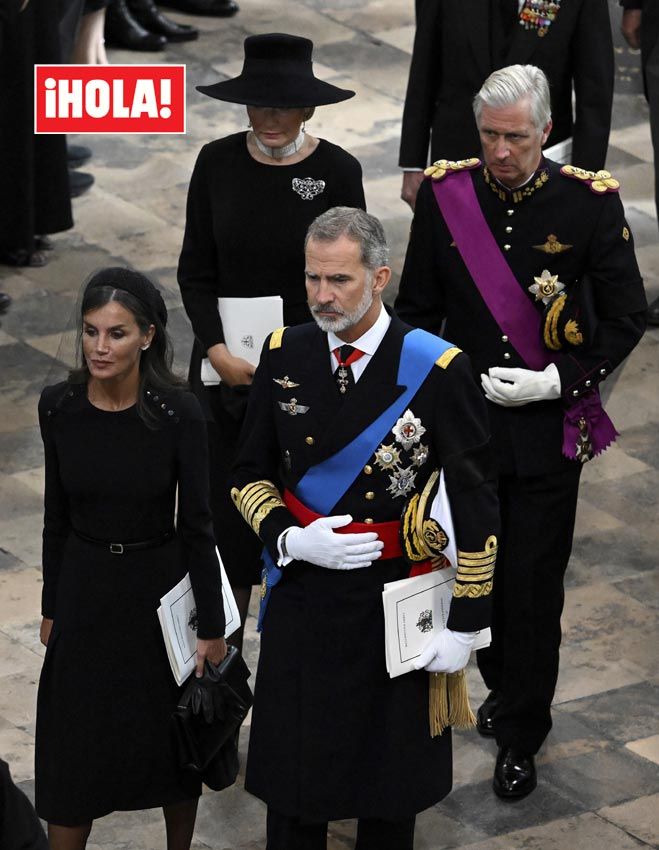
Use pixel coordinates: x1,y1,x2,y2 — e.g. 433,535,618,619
396,159,646,754
231,315,499,821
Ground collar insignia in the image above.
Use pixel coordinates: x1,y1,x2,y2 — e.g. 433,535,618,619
278,398,309,416
533,234,572,254
483,165,549,203
273,375,299,389
529,269,565,303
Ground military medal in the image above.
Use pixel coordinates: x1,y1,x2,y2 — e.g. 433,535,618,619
575,417,593,464
533,234,572,254
336,366,350,394
374,444,401,471
273,375,299,389
387,466,417,499
411,444,429,467
528,269,565,304
519,0,561,36
278,397,309,416
392,409,426,450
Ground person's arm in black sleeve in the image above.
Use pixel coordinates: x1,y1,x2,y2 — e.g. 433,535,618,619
570,0,614,170
399,0,442,168
231,334,301,562
177,144,225,352
553,192,647,401
331,152,366,211
395,178,447,332
38,390,71,620
428,352,499,632
175,393,225,638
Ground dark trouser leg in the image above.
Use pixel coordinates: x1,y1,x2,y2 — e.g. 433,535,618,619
477,466,582,754
647,40,659,226
355,816,416,850
266,808,328,850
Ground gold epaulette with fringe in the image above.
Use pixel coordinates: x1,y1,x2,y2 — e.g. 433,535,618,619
560,165,620,194
425,158,481,182
269,326,287,350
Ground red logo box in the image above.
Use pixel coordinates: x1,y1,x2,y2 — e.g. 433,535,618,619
35,64,185,134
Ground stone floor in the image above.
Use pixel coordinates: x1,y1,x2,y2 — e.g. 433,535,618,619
1,1,658,848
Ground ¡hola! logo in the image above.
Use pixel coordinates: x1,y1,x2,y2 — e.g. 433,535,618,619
35,65,185,134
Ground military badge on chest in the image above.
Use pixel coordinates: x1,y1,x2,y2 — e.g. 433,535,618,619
371,409,430,500
519,0,561,37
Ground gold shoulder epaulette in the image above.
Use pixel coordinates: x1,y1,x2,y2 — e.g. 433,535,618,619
435,346,462,369
269,326,288,350
560,165,620,194
425,158,481,182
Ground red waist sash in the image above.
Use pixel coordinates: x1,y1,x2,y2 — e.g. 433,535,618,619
283,489,403,560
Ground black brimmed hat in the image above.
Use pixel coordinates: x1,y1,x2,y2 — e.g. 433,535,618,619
196,33,355,108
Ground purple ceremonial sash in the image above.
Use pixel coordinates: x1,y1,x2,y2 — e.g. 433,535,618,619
431,170,550,370
430,171,617,460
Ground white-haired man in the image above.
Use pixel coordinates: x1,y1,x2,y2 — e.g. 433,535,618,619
396,64,647,798
232,207,499,849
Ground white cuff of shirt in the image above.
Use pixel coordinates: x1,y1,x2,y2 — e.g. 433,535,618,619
276,527,294,567
402,167,424,172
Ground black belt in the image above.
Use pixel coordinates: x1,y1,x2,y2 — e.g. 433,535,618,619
73,529,174,555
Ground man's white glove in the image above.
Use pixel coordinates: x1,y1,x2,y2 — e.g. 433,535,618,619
480,364,561,407
284,515,384,570
413,628,477,674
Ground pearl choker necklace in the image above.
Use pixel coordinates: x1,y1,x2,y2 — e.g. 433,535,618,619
253,130,305,159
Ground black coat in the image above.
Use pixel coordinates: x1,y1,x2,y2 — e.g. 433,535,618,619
399,0,614,170
231,315,499,820
395,160,647,477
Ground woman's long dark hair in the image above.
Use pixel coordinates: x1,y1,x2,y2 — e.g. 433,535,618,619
69,277,187,428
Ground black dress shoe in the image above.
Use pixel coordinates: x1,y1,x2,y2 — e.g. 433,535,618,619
67,143,92,168
105,0,167,51
647,295,659,327
128,0,198,41
158,0,239,17
69,170,94,198
476,691,498,737
493,746,537,799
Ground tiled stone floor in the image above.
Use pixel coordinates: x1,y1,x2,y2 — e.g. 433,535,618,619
1,1,658,847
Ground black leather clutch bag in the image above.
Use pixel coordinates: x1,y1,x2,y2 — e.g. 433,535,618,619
172,646,253,791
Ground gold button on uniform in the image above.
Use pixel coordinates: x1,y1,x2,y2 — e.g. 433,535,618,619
505,226,513,233
305,436,314,445
364,518,374,524
507,209,514,216
503,244,511,251
365,491,375,500
364,465,373,475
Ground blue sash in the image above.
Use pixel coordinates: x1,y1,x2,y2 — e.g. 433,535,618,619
257,329,454,631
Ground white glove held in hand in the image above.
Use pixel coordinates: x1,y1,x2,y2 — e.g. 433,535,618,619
413,628,477,674
285,515,384,570
480,363,561,407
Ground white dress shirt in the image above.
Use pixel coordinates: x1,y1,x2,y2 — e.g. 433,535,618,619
327,304,391,382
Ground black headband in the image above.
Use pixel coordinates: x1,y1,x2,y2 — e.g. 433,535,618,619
85,267,168,326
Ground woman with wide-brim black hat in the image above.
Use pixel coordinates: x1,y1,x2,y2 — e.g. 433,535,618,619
177,33,366,651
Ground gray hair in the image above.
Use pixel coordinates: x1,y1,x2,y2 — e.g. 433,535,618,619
305,207,389,269
473,65,551,131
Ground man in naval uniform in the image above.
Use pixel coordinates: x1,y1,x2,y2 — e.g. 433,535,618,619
396,64,647,799
231,207,499,850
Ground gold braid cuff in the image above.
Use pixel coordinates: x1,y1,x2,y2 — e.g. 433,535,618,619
454,534,497,599
231,480,285,535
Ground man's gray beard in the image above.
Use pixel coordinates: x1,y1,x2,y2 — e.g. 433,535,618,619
310,281,374,334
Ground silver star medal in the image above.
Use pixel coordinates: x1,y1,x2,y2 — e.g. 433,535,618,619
411,444,429,467
392,409,426,450
273,376,299,389
278,397,309,416
528,269,565,304
387,465,417,499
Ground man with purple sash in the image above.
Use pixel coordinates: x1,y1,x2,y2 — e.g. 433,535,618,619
396,65,647,799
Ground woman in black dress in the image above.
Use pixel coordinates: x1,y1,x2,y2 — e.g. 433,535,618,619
178,34,366,646
35,268,227,850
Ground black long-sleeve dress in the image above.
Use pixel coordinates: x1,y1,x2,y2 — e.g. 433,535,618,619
178,131,365,587
35,382,225,826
